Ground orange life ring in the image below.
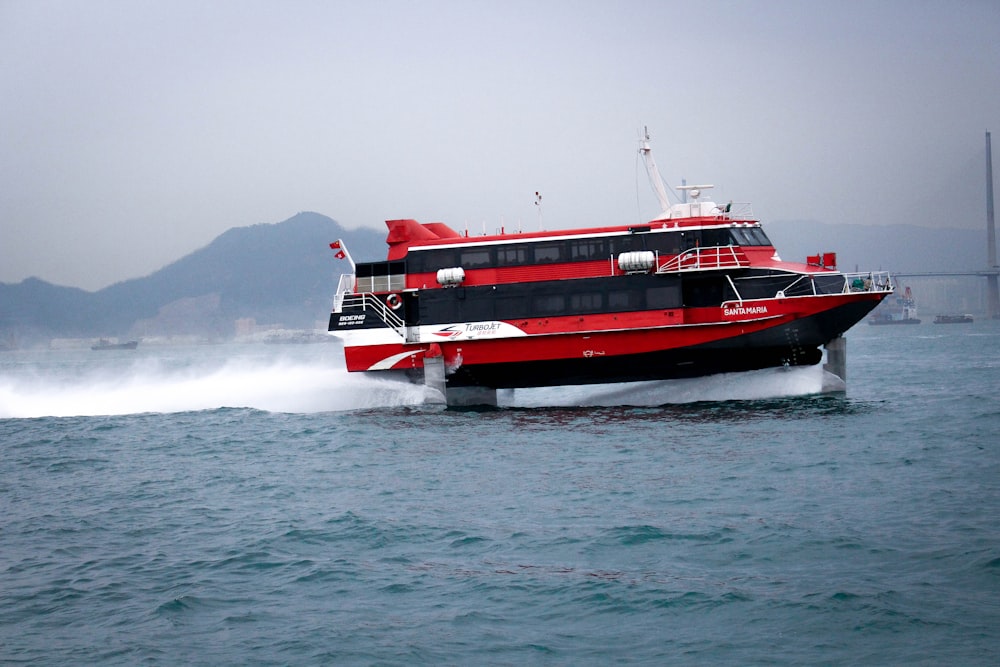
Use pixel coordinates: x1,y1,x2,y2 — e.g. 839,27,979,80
386,293,402,310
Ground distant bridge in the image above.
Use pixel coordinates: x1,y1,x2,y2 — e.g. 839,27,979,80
895,133,998,318
893,269,1000,279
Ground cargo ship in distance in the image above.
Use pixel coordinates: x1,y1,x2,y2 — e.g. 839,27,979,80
868,285,920,325
327,131,893,406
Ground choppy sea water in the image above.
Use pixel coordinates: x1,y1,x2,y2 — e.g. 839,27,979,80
1,322,998,665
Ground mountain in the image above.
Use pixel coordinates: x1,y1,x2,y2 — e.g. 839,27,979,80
0,212,385,343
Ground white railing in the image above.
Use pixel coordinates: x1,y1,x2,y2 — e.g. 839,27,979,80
332,273,356,312
656,246,750,274
338,292,406,333
841,271,893,294
727,270,895,303
717,202,754,221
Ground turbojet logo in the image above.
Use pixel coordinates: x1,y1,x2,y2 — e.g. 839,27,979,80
433,326,463,338
724,305,769,317
466,322,501,333
433,322,504,338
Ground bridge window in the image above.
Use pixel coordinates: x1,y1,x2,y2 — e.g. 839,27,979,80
730,228,772,246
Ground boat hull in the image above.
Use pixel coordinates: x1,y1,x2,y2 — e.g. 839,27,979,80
439,296,878,389
336,291,883,390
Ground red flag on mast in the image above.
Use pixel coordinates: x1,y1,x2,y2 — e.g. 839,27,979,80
329,240,346,259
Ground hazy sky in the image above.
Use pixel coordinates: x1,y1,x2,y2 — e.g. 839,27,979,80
2,0,998,290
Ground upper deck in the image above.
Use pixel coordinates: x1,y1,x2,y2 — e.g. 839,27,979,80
358,214,781,292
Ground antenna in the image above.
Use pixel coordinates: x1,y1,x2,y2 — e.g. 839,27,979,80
535,191,543,230
639,126,674,213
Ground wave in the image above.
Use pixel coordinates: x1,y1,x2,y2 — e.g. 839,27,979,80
0,349,433,418
506,365,837,408
0,346,838,419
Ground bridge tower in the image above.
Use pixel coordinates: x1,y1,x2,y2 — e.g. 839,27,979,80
987,131,999,319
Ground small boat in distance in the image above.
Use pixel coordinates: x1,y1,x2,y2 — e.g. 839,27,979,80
934,314,974,324
91,339,138,351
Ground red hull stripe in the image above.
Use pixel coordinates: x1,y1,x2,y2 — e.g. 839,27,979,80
342,292,882,372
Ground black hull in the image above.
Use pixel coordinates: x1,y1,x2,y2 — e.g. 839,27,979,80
445,298,877,389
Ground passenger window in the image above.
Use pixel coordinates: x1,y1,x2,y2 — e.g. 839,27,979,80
496,247,527,266
461,249,492,267
533,294,565,314
608,290,637,309
570,293,602,311
646,285,682,309
571,240,604,260
534,243,564,263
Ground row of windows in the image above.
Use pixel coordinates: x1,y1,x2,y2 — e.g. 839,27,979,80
414,276,736,324
406,227,771,273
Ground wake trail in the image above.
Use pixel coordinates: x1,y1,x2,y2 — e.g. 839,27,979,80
1,351,837,418
0,357,433,418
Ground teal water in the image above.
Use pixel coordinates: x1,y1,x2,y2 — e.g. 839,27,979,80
1,323,998,664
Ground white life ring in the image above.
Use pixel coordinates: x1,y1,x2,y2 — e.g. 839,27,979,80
386,293,402,310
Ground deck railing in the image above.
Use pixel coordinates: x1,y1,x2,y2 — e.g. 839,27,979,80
332,273,356,312
338,292,406,335
656,246,750,274
841,271,893,294
717,202,754,221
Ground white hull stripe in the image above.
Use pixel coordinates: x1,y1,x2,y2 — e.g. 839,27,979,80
367,350,420,371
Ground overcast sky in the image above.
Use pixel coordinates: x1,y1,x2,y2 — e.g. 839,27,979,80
2,0,998,290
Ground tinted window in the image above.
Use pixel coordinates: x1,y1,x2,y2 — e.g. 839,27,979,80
570,293,602,311
683,278,725,307
730,227,771,246
646,285,682,309
409,249,456,272
608,236,641,255
496,246,528,266
609,290,640,310
730,228,754,246
533,294,565,314
701,229,731,247
571,240,605,260
494,296,523,320
534,243,564,263
461,249,492,267
646,232,681,254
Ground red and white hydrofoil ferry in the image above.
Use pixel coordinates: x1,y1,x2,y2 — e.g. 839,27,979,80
328,132,892,405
